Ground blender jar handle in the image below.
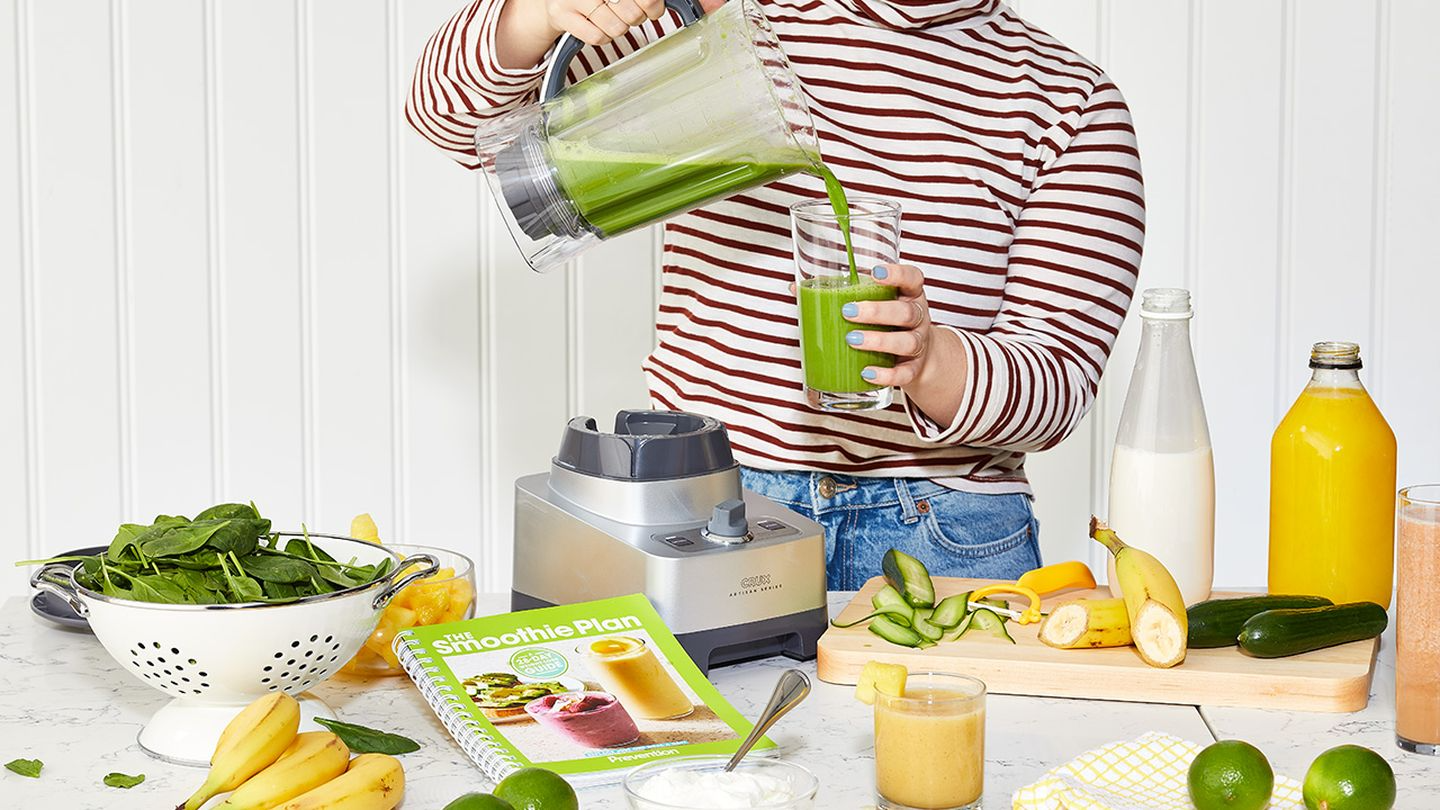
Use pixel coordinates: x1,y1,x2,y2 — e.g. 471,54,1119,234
540,0,705,101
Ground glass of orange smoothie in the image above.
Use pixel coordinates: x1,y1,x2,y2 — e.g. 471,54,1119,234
579,636,695,720
1397,485,1440,755
874,672,985,810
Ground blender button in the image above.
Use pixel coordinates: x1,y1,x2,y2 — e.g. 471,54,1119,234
664,535,692,546
756,519,786,531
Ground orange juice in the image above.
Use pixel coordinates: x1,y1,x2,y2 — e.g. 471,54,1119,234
1269,342,1396,608
580,636,694,720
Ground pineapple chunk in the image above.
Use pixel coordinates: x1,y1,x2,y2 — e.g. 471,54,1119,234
854,661,908,705
408,582,451,626
350,513,381,543
442,579,475,622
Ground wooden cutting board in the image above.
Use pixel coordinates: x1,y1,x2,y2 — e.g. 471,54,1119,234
817,576,1381,713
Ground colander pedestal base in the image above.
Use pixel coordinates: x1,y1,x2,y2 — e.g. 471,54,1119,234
137,692,339,766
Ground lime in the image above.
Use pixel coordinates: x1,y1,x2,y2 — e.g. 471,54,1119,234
493,768,579,810
1187,740,1275,810
443,795,515,810
1302,744,1396,810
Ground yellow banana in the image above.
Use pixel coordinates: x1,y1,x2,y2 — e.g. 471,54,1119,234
217,731,350,810
1037,597,1133,649
271,753,405,810
182,692,301,810
1091,517,1188,668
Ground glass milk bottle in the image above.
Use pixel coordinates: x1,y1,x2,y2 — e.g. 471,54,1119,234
1268,342,1396,607
1107,288,1215,604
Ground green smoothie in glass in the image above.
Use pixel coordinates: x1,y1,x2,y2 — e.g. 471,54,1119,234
798,276,897,394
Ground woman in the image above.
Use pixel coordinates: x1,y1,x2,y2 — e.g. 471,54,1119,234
408,0,1144,589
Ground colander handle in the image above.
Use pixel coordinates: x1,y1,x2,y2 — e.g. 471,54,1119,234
31,563,89,617
373,553,442,610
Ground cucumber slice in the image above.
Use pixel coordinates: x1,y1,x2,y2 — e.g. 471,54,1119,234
830,607,914,630
882,549,936,609
954,607,1016,644
869,615,926,647
871,584,915,628
930,592,971,629
912,613,944,642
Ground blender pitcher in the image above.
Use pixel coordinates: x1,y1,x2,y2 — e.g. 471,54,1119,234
476,0,822,272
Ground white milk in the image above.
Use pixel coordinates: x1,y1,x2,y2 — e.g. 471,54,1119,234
1107,444,1215,605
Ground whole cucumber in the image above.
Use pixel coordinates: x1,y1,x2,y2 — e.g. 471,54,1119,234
1237,602,1388,658
1187,594,1333,648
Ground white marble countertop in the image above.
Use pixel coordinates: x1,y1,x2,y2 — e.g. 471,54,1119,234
1,593,1432,809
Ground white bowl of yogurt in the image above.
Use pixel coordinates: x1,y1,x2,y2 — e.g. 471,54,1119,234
623,755,819,809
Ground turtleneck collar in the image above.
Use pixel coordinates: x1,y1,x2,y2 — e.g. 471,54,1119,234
820,0,1001,30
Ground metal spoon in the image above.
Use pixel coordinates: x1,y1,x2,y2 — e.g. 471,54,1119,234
724,668,811,772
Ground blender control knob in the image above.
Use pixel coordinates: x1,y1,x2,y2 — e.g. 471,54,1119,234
705,499,751,544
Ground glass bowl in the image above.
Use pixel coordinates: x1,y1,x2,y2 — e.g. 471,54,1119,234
622,755,819,809
340,543,475,677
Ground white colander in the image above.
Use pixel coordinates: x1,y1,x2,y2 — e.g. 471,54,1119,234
31,533,438,765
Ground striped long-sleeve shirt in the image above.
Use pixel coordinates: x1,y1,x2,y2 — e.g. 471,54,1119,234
408,0,1145,494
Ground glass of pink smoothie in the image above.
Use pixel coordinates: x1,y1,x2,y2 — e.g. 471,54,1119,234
1397,485,1440,755
524,691,641,749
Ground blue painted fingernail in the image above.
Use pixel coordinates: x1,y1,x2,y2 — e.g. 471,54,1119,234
873,265,889,279
842,302,859,318
861,368,878,381
846,331,864,345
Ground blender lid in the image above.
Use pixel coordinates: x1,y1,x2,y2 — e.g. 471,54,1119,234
555,410,737,481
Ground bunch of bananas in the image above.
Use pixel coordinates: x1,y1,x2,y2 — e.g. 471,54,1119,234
1036,517,1189,669
181,693,405,810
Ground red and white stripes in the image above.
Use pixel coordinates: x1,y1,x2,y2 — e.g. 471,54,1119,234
407,0,1145,494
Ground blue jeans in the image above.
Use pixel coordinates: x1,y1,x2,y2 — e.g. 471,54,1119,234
741,468,1042,591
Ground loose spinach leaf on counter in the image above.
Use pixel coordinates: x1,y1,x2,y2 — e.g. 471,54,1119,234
314,718,420,755
5,758,42,778
14,502,394,605
102,772,145,789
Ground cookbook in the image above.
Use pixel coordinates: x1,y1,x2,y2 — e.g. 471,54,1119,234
394,593,772,785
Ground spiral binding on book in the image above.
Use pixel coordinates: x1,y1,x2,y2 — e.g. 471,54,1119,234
395,631,523,782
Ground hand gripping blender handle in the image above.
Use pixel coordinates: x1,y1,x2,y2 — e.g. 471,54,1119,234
540,0,706,101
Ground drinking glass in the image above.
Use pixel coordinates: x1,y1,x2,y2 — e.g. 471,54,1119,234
578,636,694,720
791,198,902,411
1397,484,1440,755
874,672,986,810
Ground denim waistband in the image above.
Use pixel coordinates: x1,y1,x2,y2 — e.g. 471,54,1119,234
740,468,962,518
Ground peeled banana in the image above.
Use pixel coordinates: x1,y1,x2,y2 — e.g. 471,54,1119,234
1091,517,1189,668
217,731,350,810
183,692,301,810
271,752,406,810
1037,597,1133,649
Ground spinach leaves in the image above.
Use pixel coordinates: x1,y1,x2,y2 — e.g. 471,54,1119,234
102,772,145,789
17,502,394,606
5,758,42,778
313,718,420,755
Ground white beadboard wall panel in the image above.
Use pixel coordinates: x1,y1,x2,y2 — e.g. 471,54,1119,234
1283,0,1381,403
1193,0,1287,587
5,1,1440,598
1,0,29,595
1381,0,1440,493
213,0,309,524
122,0,216,520
27,2,125,563
1007,0,1102,567
573,228,663,421
395,1,484,565
307,0,397,532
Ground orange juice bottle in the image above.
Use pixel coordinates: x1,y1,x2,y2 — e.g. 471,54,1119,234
1269,341,1396,608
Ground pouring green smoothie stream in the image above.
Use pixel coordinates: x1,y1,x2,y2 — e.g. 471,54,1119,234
550,146,895,401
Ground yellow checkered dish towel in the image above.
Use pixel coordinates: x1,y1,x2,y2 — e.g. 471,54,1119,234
1012,732,1304,810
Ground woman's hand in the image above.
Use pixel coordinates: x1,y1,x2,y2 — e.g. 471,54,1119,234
540,0,668,46
842,263,969,425
497,0,667,68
